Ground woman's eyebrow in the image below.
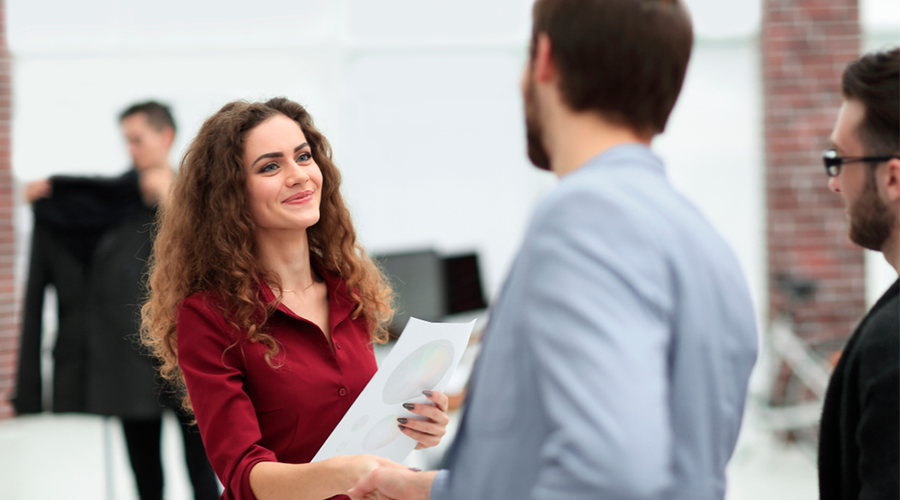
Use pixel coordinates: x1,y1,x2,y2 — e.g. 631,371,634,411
251,143,309,168
251,151,283,168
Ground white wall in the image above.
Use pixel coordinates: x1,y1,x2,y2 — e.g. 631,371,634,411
9,0,545,299
6,0,898,309
655,39,765,317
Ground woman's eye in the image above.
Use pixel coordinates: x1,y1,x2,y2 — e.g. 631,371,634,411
297,152,312,163
260,162,278,173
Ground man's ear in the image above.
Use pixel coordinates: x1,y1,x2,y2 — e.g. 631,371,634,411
162,126,175,149
532,33,556,84
882,157,900,205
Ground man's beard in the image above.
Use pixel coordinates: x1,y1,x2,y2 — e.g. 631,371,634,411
849,169,896,251
524,75,551,171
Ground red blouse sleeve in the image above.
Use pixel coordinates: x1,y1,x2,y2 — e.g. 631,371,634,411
177,294,277,500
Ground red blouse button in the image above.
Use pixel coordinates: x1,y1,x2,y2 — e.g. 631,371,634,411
339,388,347,397
335,342,341,350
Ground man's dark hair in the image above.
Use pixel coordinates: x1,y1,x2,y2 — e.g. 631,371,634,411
530,0,693,137
119,101,177,134
842,47,900,156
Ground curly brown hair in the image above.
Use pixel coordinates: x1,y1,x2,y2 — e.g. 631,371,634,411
141,97,393,410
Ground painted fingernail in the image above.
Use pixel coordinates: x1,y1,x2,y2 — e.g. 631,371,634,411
422,390,434,397
397,417,408,424
398,424,406,431
408,467,422,472
403,403,415,410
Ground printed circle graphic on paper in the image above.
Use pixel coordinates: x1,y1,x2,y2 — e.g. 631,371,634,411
382,339,455,404
362,414,403,450
335,442,348,453
352,415,369,432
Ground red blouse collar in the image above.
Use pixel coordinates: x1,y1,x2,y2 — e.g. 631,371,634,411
258,266,357,327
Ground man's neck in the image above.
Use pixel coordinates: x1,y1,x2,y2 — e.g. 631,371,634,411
546,110,651,177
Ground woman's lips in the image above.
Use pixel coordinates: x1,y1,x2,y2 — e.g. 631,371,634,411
283,190,314,204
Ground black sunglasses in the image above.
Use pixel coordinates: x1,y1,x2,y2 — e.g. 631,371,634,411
822,148,900,177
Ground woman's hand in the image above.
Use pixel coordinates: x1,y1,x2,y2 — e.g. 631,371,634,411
348,468,437,500
398,390,450,450
250,455,405,500
326,454,407,493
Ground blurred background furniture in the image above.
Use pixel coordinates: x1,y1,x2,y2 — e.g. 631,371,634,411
374,249,487,336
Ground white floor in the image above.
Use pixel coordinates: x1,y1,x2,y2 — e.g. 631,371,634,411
1,333,819,499
0,410,218,500
0,402,818,500
725,411,819,500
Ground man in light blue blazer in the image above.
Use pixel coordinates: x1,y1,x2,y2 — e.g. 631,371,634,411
350,0,759,498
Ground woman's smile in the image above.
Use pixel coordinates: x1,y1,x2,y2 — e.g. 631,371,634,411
283,190,315,205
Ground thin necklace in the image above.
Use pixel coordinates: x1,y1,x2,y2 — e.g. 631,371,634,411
273,281,316,294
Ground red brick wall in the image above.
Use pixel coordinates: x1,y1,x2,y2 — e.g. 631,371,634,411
0,0,13,420
763,0,864,351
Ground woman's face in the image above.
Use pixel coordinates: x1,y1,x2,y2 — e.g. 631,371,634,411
243,114,323,236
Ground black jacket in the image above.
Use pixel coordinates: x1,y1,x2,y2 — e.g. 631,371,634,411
12,170,173,417
12,221,89,414
818,279,899,499
83,203,176,417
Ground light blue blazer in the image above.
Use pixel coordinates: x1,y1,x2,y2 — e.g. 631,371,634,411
432,144,759,500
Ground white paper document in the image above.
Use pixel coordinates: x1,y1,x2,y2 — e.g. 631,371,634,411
312,317,475,463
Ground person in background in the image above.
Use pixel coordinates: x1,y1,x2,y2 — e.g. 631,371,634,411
817,46,899,500
349,0,759,498
17,101,220,500
140,97,450,500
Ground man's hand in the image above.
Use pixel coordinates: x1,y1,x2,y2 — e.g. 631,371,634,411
138,166,172,207
24,179,51,203
347,468,436,500
324,454,407,493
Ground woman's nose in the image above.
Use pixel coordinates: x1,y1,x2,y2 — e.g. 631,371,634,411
286,163,310,185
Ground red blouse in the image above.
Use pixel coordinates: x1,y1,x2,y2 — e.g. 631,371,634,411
177,272,377,500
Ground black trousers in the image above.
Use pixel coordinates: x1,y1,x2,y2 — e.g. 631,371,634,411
121,411,219,500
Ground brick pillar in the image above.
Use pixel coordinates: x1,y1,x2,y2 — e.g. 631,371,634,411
763,0,864,351
0,0,13,420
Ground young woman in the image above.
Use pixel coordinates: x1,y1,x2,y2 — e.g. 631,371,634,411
141,97,449,500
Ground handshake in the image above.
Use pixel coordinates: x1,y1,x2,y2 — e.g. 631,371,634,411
348,467,437,500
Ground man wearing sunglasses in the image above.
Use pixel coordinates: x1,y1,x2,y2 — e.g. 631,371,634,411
818,47,899,500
